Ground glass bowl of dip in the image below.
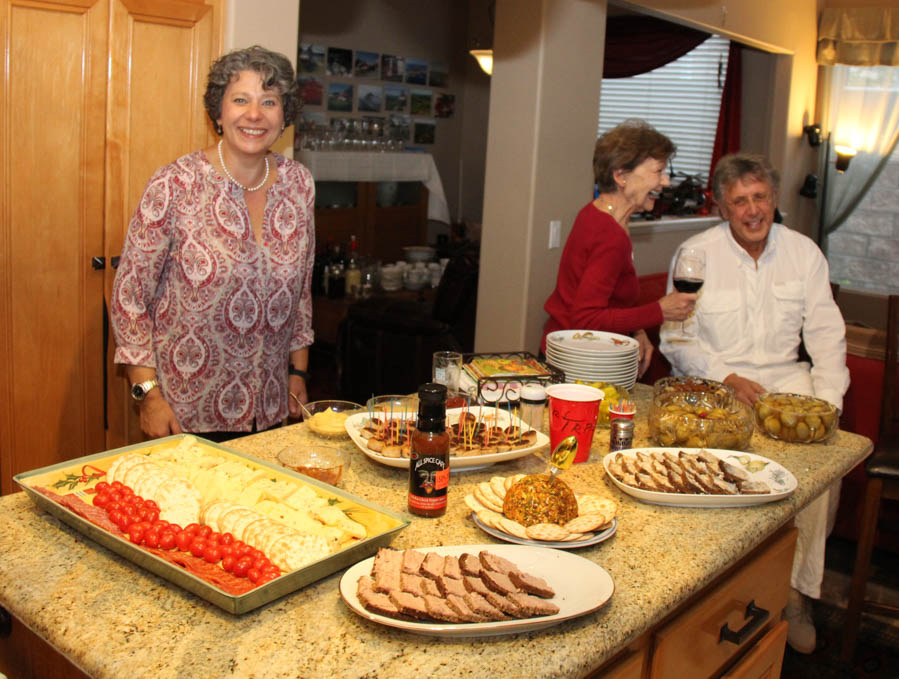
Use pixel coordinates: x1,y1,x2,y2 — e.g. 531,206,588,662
299,400,364,439
277,444,349,485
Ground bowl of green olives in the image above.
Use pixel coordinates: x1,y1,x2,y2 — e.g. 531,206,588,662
753,392,838,443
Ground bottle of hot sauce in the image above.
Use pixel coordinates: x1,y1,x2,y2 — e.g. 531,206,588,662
408,383,450,517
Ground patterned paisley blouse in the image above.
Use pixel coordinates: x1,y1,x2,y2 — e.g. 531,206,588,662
111,150,315,433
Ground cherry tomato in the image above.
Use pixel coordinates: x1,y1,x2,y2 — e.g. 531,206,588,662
232,541,250,555
196,525,212,539
110,481,124,491
108,510,126,529
143,529,160,549
202,544,222,564
174,531,193,552
218,532,235,546
169,524,182,534
94,481,110,493
255,572,277,586
221,555,237,573
93,493,111,509
262,566,281,581
128,525,146,544
108,491,123,503
232,556,253,578
143,500,159,513
139,507,158,523
189,538,207,558
183,523,201,536
252,557,271,572
152,519,170,530
246,568,261,584
247,548,264,562
158,531,176,551
219,545,235,560
129,496,145,508
120,486,134,499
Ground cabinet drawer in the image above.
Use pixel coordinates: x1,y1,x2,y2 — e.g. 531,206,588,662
650,527,796,679
721,620,788,679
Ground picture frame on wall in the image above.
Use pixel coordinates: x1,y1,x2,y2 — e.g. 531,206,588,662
413,119,436,145
384,85,408,112
434,93,455,118
327,47,353,76
327,82,354,112
388,114,411,141
354,51,379,78
298,44,326,75
357,84,383,112
409,89,432,116
405,58,428,85
298,76,324,107
428,61,448,88
381,54,405,82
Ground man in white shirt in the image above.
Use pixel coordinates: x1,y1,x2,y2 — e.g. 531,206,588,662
660,152,850,654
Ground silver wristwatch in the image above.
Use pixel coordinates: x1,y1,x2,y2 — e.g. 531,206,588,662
130,378,159,401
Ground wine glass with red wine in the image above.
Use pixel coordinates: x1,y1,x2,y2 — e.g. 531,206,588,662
673,247,705,332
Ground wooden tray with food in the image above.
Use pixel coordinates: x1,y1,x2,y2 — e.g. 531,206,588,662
344,406,549,471
339,544,614,637
602,447,798,508
14,434,408,614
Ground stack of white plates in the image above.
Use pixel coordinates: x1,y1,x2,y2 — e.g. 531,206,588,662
544,330,640,389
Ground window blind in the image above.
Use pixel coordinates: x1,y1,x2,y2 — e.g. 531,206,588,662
597,35,730,181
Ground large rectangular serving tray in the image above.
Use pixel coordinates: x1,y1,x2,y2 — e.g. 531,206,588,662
14,434,409,615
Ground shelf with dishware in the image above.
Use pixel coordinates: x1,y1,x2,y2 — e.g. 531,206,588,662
314,180,429,264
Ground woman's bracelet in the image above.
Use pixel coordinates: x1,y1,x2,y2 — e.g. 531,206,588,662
288,366,310,382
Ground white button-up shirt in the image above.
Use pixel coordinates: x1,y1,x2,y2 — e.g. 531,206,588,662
659,222,849,410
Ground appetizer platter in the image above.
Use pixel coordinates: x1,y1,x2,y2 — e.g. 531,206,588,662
603,448,798,508
464,473,619,548
15,434,408,614
339,544,614,637
344,406,549,471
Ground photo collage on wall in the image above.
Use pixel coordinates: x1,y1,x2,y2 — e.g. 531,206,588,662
296,42,455,151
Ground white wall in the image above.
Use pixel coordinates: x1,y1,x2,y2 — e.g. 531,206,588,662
226,0,300,155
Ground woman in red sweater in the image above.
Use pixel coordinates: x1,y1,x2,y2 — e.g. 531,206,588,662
542,120,697,376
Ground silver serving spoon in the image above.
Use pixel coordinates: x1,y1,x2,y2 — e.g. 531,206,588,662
548,435,578,480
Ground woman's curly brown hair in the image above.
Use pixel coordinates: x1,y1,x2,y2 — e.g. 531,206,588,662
593,119,676,193
204,45,300,133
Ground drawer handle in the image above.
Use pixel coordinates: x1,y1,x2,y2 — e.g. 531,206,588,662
719,600,769,646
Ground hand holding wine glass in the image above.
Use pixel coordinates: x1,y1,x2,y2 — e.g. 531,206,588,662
672,247,705,331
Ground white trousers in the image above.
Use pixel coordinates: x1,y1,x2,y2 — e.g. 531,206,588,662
773,366,843,599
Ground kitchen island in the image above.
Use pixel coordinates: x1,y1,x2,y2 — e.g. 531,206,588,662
0,384,872,678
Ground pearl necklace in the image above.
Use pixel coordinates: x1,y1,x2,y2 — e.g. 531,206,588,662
217,139,269,192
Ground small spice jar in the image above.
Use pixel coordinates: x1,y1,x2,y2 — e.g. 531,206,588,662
519,383,547,431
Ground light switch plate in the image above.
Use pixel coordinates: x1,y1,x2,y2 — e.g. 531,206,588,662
549,220,561,249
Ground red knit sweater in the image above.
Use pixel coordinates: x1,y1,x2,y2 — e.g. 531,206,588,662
542,202,663,350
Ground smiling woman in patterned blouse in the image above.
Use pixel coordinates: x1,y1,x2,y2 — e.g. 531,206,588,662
111,46,315,440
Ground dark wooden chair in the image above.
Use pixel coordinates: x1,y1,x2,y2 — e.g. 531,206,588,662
841,294,899,661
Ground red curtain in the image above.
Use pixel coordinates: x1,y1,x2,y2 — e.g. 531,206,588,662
603,16,710,78
708,42,743,185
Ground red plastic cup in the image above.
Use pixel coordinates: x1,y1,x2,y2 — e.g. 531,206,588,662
545,384,604,463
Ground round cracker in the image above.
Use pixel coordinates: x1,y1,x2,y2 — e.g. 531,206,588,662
476,508,503,529
562,531,594,542
525,522,570,541
564,512,608,534
497,517,529,539
577,494,618,518
464,493,487,514
504,473,526,491
489,476,507,500
474,484,504,513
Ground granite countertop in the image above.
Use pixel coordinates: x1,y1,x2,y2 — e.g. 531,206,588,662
0,384,872,679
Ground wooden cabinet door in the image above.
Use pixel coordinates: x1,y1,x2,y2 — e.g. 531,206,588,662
104,0,222,449
720,620,788,679
0,0,109,494
0,0,221,494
